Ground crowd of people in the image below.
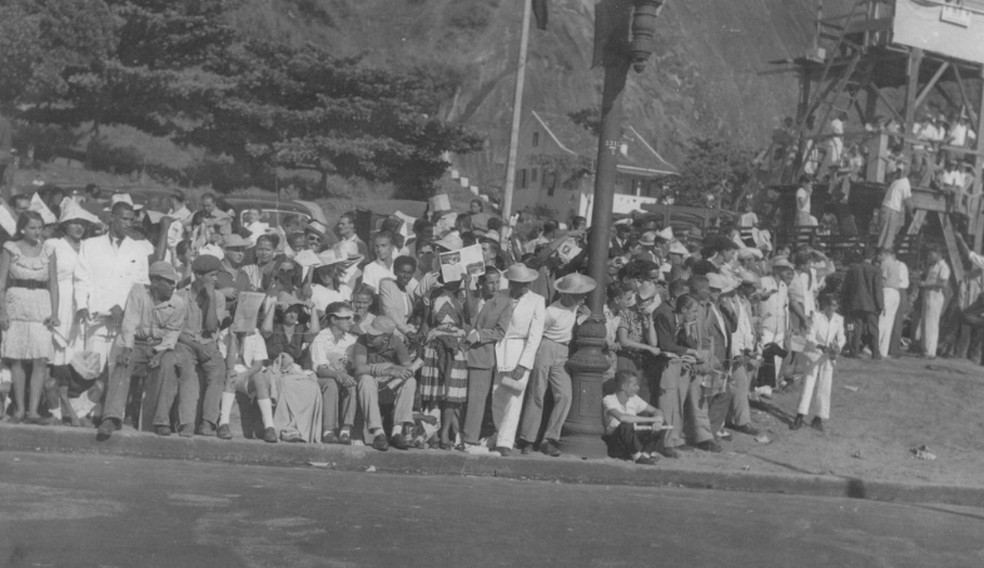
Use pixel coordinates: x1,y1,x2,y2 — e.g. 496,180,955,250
0,186,968,467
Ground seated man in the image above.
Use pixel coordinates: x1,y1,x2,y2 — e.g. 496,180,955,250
96,262,189,441
310,302,359,444
352,316,417,452
602,370,665,466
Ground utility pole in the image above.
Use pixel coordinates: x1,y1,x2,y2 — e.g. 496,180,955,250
566,0,664,435
500,0,532,236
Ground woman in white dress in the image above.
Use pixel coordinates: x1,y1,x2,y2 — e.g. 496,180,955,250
47,204,97,425
0,211,59,423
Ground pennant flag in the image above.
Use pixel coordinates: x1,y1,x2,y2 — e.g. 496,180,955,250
532,0,548,30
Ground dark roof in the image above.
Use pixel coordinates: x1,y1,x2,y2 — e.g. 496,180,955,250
531,110,677,176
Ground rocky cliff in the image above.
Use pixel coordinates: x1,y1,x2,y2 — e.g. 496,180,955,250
233,0,853,193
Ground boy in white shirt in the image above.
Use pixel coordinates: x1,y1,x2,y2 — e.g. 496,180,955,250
602,370,665,466
791,293,845,432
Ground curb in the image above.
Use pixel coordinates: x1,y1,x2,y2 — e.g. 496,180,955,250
3,425,983,507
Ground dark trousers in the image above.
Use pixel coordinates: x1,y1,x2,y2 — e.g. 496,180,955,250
602,422,659,460
848,310,880,357
176,340,225,427
462,368,494,444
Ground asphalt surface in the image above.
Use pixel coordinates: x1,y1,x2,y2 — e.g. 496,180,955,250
1,453,983,567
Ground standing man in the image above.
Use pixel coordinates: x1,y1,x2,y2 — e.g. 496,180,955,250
879,164,911,250
918,245,950,359
518,273,595,457
74,201,156,378
759,257,793,387
490,264,544,456
96,262,187,440
795,176,814,228
378,256,419,335
878,248,909,358
461,270,513,453
175,254,228,436
723,270,761,436
840,249,883,359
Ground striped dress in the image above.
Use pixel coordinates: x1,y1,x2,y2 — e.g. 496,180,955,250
419,292,468,404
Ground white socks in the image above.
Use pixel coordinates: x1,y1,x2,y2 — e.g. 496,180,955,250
257,398,274,429
219,392,235,425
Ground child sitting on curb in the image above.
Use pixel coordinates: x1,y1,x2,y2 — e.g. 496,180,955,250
602,370,667,466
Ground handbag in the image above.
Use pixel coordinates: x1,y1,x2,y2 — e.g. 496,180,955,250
69,322,103,380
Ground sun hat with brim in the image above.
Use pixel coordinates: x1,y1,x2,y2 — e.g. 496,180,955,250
479,231,500,244
306,220,328,237
366,315,397,336
771,257,795,271
59,200,101,225
105,192,144,211
148,261,180,283
553,273,597,295
656,227,673,241
222,234,251,249
668,241,689,256
434,234,464,252
503,263,538,283
738,247,764,260
739,269,761,287
636,280,658,301
317,249,347,266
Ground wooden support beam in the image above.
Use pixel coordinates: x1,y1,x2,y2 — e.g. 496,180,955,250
938,211,965,282
870,83,906,126
913,62,949,112
906,209,927,235
974,67,984,253
902,49,923,166
951,65,980,127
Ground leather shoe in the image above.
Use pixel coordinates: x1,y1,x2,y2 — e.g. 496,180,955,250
810,417,825,433
196,422,217,437
634,455,659,466
658,446,681,459
389,434,410,450
178,424,195,438
338,431,351,445
217,424,232,440
730,423,761,436
494,446,512,457
695,440,722,453
790,414,804,431
154,425,172,437
372,433,389,451
263,426,278,443
96,418,118,441
540,439,562,457
322,431,340,444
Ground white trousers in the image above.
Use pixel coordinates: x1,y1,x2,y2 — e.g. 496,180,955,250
84,318,120,377
491,368,530,449
798,357,833,420
878,288,900,357
920,290,944,357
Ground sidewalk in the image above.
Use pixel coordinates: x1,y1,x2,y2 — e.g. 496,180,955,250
2,354,982,506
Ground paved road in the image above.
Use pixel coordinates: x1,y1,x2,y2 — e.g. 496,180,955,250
0,453,982,567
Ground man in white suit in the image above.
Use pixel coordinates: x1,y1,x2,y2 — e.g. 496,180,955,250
491,264,544,456
791,293,845,432
74,201,156,377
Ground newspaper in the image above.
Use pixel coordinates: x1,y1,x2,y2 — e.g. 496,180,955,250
439,244,484,283
232,291,267,332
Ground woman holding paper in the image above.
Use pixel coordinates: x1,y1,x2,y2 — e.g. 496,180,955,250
419,276,469,450
0,211,59,424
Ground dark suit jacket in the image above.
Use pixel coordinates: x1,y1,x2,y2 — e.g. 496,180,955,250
841,261,884,314
465,291,514,369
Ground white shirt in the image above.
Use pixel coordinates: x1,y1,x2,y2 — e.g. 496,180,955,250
231,332,269,373
309,329,358,371
361,260,395,293
925,260,951,296
310,284,352,313
759,276,789,339
804,311,845,363
542,301,580,344
602,393,649,435
74,234,153,315
882,177,911,212
942,169,965,188
796,187,811,216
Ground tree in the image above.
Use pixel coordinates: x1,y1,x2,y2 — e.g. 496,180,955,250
665,137,755,210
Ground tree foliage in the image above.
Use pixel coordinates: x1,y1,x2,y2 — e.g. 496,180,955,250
0,0,483,196
665,137,755,210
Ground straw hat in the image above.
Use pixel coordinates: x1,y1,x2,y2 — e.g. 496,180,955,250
656,227,673,241
503,263,538,283
639,232,657,247
366,315,397,336
59,200,101,225
553,273,597,295
668,241,689,256
771,257,795,271
433,233,464,252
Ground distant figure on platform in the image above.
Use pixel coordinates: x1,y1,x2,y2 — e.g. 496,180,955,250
795,176,814,228
878,164,911,250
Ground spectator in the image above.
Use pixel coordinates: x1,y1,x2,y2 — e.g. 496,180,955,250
602,370,665,466
353,315,417,451
791,293,845,432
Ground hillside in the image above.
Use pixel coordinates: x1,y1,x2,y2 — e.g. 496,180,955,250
229,0,853,195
